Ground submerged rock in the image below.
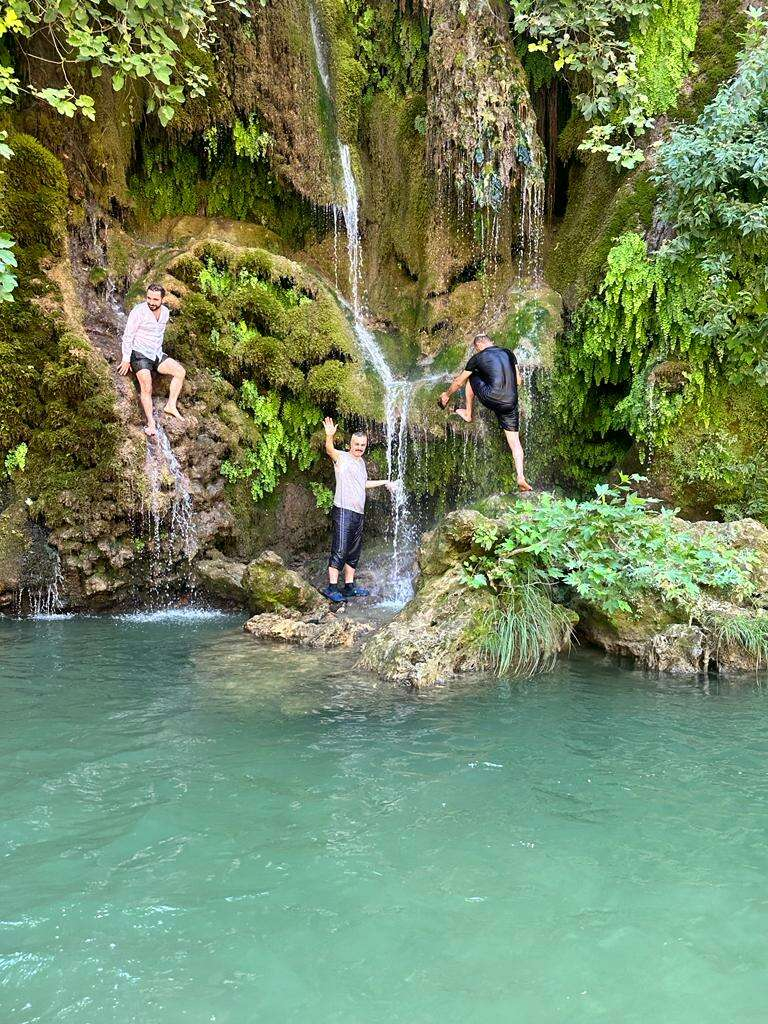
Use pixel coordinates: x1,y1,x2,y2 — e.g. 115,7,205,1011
244,608,371,649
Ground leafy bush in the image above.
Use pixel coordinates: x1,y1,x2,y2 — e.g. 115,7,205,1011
221,384,321,501
310,481,334,515
463,478,756,619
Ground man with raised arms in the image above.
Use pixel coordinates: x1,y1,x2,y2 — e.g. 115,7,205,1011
438,332,532,492
321,417,399,603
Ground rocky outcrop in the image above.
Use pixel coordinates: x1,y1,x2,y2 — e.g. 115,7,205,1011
0,501,32,612
244,607,371,648
242,550,325,614
362,496,768,685
195,550,247,603
360,562,494,688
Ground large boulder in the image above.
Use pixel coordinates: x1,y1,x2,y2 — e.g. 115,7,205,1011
241,550,325,614
359,564,495,688
417,508,496,579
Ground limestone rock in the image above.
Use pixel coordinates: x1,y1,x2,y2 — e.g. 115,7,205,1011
575,594,682,660
195,550,247,603
359,564,495,688
417,508,495,579
643,625,709,675
242,550,325,614
244,608,371,649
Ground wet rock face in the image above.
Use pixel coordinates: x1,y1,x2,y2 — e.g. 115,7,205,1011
0,502,32,612
244,608,372,649
644,625,710,675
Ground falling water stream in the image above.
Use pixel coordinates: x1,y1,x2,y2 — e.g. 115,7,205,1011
310,4,425,603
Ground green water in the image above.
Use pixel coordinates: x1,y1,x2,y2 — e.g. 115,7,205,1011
2,614,768,1023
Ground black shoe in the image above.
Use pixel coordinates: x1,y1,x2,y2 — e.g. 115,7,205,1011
342,584,370,598
320,585,346,603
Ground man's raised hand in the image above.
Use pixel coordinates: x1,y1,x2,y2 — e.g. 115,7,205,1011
323,416,337,437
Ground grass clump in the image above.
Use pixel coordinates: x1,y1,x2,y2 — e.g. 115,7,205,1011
700,610,768,671
473,579,575,678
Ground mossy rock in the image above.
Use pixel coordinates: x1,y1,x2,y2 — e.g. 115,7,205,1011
643,375,768,523
545,157,656,308
242,549,325,613
0,500,32,608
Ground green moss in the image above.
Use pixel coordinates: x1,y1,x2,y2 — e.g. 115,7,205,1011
545,157,656,307
306,359,374,415
677,0,747,120
0,132,67,255
649,377,768,522
223,282,290,338
129,136,322,248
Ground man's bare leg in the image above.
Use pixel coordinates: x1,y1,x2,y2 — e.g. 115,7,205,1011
328,566,340,585
136,369,157,437
157,357,186,420
503,429,532,491
454,379,474,423
343,564,355,584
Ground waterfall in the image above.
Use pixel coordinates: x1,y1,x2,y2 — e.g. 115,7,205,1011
310,3,423,603
142,421,198,604
18,548,64,618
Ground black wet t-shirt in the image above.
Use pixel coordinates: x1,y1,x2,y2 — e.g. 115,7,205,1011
465,346,518,405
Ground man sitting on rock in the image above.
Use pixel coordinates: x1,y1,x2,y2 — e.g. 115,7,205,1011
322,417,398,603
119,283,186,437
438,332,532,492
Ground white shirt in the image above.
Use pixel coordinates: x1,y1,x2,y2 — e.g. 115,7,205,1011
121,302,170,363
334,451,368,514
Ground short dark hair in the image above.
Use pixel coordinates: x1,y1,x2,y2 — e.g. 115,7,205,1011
473,332,491,345
146,283,166,298
350,431,368,443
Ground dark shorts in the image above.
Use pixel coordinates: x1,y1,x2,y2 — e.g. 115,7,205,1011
329,506,365,571
471,376,519,432
130,350,166,374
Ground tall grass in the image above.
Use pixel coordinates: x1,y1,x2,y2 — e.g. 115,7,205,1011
474,578,575,678
703,611,768,671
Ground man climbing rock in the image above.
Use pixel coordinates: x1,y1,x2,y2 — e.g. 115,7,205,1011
438,332,532,492
119,283,186,437
321,417,399,603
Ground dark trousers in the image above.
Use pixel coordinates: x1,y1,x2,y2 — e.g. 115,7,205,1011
329,506,365,571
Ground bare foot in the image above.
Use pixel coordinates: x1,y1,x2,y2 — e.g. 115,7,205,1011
453,408,472,423
144,423,157,437
163,405,183,421
518,479,533,492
